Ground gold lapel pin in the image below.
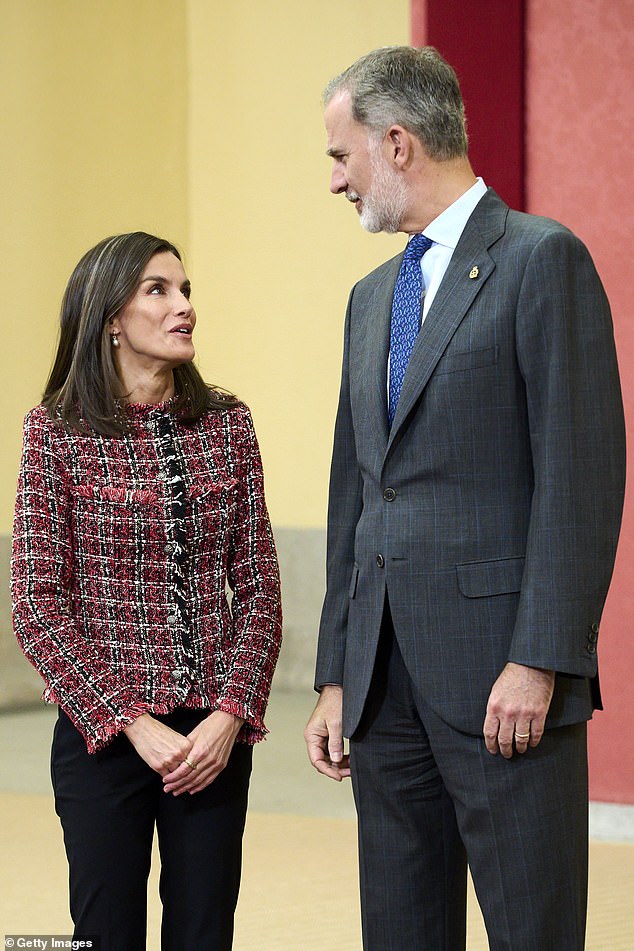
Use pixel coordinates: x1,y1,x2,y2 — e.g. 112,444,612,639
469,265,479,279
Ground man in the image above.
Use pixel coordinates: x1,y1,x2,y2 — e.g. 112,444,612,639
304,46,625,951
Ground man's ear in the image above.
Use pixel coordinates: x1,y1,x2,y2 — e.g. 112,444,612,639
385,125,413,169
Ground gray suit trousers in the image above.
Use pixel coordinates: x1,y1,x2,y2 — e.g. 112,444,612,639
350,603,588,951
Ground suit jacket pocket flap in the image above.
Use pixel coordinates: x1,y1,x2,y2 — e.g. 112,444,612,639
456,556,524,598
435,345,498,375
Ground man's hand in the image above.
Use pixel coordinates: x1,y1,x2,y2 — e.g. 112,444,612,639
483,662,556,759
304,685,351,781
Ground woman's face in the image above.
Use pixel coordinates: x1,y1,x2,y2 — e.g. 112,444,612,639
110,251,196,376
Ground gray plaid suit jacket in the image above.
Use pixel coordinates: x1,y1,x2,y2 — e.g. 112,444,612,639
315,188,625,738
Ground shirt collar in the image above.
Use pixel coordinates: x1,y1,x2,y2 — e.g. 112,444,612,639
422,178,488,250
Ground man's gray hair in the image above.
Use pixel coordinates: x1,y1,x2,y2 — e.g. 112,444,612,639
324,46,468,162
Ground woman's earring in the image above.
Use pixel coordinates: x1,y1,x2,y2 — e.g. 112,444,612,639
110,333,120,348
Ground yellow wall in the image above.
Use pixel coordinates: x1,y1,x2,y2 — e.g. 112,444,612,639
187,0,409,527
189,0,409,527
1,0,409,533
0,0,189,533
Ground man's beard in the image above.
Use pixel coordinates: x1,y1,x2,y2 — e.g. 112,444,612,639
353,139,409,234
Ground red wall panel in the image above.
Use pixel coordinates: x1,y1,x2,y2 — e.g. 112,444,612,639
412,0,633,803
412,0,525,210
526,0,634,805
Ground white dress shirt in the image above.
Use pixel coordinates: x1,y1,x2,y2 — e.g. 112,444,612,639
419,177,488,321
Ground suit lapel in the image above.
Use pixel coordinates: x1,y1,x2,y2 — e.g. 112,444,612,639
359,255,401,457
386,191,508,455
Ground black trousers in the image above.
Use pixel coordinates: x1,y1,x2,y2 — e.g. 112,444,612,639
350,606,588,951
51,707,253,951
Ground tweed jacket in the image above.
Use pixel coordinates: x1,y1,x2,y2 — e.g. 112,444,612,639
12,399,282,753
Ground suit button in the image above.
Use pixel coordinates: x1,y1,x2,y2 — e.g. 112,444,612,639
376,554,385,568
383,487,396,501
587,643,597,655
591,622,599,634
171,668,184,683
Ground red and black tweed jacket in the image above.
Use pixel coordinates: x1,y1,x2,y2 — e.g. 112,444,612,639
11,399,282,753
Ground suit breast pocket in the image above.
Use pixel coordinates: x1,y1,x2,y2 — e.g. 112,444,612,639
435,345,498,376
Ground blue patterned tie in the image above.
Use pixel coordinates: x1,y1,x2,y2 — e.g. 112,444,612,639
388,232,433,427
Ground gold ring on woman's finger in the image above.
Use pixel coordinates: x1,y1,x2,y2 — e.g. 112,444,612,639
184,758,198,770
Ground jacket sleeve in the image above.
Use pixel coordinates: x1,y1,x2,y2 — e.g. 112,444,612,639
219,406,282,741
509,228,626,674
314,286,364,689
11,410,150,751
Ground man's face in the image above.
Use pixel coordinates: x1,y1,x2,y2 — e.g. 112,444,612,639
324,91,408,234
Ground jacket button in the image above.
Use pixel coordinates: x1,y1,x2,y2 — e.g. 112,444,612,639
587,643,597,655
383,487,396,501
171,668,183,682
376,554,385,568
167,613,178,627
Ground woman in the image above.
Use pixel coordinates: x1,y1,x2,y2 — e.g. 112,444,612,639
11,232,282,950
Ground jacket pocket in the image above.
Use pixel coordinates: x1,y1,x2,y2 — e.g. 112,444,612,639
72,482,161,508
189,479,239,550
349,563,360,599
190,478,238,505
435,345,498,375
456,555,524,598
